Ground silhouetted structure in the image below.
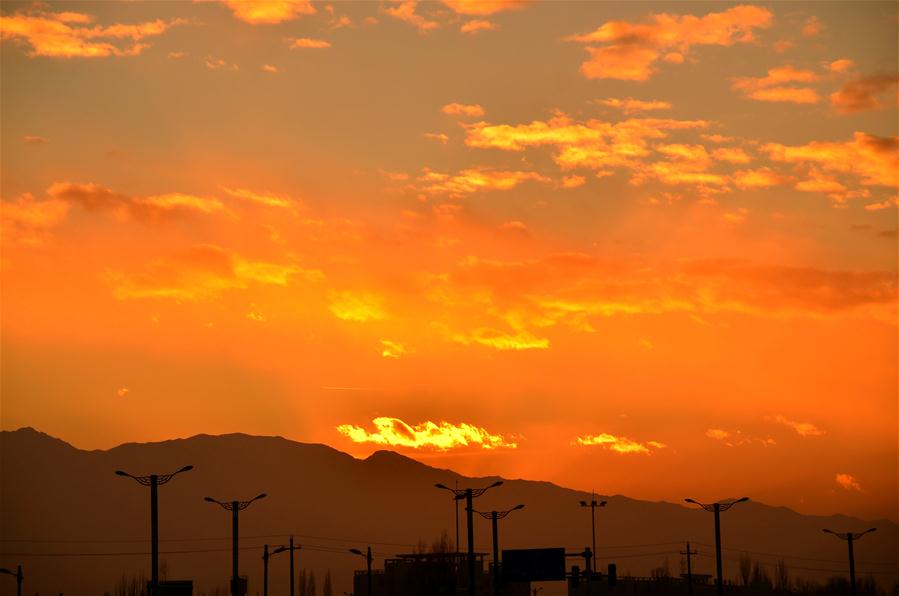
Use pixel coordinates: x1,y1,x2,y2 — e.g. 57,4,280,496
0,565,23,596
578,494,606,573
350,546,373,596
273,537,301,596
474,504,525,596
204,493,266,596
680,541,698,596
352,551,505,596
115,465,193,596
436,481,503,596
685,497,749,596
823,527,877,596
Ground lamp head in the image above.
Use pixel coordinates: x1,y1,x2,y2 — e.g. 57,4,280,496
599,500,608,507
349,548,363,556
513,504,525,511
204,496,217,503
177,465,194,474
822,528,835,535
435,483,449,490
114,470,130,477
579,501,587,507
684,498,698,505
489,480,503,489
254,493,267,501
735,497,750,503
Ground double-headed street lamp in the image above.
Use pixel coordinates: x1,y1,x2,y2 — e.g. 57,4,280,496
436,481,504,596
474,504,525,596
579,493,606,573
273,537,302,596
823,527,877,596
115,465,193,595
685,497,749,596
0,565,23,596
349,546,373,596
204,493,267,596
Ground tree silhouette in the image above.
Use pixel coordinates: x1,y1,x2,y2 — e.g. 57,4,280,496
322,570,333,596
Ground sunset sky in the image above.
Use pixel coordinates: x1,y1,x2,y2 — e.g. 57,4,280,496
1,1,897,522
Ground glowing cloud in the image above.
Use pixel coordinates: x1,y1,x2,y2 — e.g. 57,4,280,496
0,193,70,246
576,433,667,454
337,417,517,450
705,428,776,447
442,0,527,15
442,102,486,117
460,20,497,34
218,0,315,24
567,5,772,81
597,98,672,114
0,9,179,58
418,168,550,196
23,135,46,143
769,415,825,437
289,38,331,49
830,74,899,113
451,327,549,351
107,244,310,301
47,182,224,221
383,1,439,33
220,187,295,208
732,66,821,104
835,473,862,491
380,339,410,359
329,291,387,322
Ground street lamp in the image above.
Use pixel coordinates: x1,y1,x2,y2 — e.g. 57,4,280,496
349,547,373,596
436,480,503,596
578,493,607,573
438,480,465,551
273,537,302,596
823,527,877,596
0,565,23,596
204,493,267,596
685,497,749,596
115,465,193,595
474,504,525,596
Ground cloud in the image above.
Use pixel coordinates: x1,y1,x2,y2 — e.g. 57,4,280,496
329,291,387,322
22,135,46,143
442,102,486,117
380,339,410,358
337,417,517,450
107,244,315,301
827,58,854,73
768,415,825,437
762,132,898,189
48,182,225,221
204,56,239,70
460,19,496,34
220,186,296,208
597,98,672,114
217,0,315,24
801,16,824,38
712,147,752,164
732,66,821,104
732,167,787,189
424,132,450,144
417,168,551,196
705,428,776,447
561,175,586,188
450,327,549,350
835,473,862,491
289,38,331,49
262,64,278,73
567,5,772,81
575,433,666,454
442,0,527,15
830,74,899,113
383,1,439,33
0,193,70,246
0,9,179,58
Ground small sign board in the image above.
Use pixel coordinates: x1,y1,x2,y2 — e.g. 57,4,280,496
502,548,566,582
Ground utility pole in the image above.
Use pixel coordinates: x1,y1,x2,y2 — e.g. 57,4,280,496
823,528,877,596
205,493,267,596
474,505,525,596
115,465,193,596
436,481,504,596
685,497,749,596
680,542,697,596
578,493,607,573
262,545,270,596
274,538,302,596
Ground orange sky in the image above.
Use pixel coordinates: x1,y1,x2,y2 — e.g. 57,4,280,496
1,0,897,521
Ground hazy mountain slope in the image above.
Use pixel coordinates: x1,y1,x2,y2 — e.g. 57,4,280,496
1,428,895,596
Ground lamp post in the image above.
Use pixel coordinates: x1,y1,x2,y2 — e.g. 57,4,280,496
115,465,193,595
349,547,373,596
436,480,503,596
578,493,606,573
273,537,301,596
684,497,749,596
204,493,267,596
474,504,525,596
0,565,23,596
823,527,876,596
262,545,270,596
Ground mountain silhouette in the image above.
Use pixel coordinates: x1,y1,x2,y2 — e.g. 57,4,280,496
0,428,895,595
